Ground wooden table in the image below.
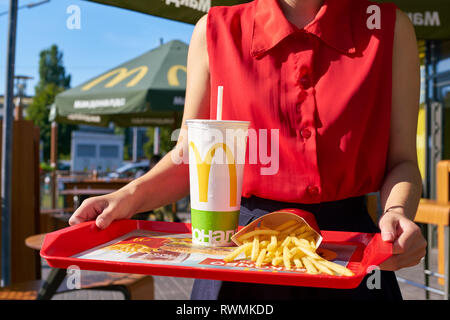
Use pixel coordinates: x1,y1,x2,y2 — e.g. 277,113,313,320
24,233,67,299
22,233,154,300
413,160,450,300
59,188,116,196
25,234,46,251
62,179,131,192
60,188,116,208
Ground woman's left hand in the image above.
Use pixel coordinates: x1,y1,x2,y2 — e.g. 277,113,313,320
378,211,427,271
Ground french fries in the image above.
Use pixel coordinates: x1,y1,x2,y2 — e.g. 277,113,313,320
223,219,354,277
104,243,155,254
224,242,252,262
237,229,280,242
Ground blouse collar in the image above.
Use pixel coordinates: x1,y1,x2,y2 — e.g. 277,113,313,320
251,0,356,58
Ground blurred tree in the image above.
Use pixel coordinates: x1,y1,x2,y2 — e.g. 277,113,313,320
35,45,71,91
27,83,62,162
27,44,75,161
143,126,174,158
114,126,131,160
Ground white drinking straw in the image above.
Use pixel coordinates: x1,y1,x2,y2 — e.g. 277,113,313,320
217,86,223,120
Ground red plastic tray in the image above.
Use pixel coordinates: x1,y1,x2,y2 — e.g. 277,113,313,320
40,219,392,289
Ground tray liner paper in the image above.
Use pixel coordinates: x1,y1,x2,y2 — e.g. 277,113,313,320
73,229,357,275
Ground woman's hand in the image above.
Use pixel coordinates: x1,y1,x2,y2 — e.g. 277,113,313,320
378,211,426,271
376,10,426,271
68,189,135,229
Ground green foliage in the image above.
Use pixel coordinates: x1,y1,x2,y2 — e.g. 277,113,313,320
36,45,71,92
57,122,77,157
27,83,61,160
26,45,75,161
40,162,54,172
143,126,175,158
115,126,131,160
123,145,131,161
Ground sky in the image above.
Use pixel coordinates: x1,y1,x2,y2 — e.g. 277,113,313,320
0,0,195,96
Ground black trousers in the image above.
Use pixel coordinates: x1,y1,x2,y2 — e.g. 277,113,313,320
190,195,402,300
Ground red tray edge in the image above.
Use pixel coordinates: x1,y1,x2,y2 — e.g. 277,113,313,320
40,220,392,289
44,254,364,289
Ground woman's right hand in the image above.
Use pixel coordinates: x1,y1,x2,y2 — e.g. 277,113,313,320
68,190,135,229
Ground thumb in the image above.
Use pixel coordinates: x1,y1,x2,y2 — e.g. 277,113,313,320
95,206,116,230
379,213,398,242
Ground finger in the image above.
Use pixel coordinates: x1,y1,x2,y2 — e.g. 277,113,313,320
68,214,82,226
392,221,421,255
380,244,426,271
69,197,108,226
380,255,402,271
381,234,426,270
378,214,398,242
68,202,92,226
95,205,116,230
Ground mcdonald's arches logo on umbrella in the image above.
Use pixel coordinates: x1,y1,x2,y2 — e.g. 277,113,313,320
81,66,149,91
81,64,186,91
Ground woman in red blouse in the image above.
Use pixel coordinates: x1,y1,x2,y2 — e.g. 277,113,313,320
70,0,426,300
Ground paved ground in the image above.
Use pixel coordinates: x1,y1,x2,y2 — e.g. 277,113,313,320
395,248,444,300
42,212,446,300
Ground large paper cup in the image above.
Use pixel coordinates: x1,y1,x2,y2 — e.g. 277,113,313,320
186,119,250,246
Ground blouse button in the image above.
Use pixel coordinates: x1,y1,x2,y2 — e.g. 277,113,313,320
301,128,312,139
307,185,319,196
299,75,311,89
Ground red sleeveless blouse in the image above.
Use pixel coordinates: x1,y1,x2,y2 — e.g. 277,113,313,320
206,0,397,204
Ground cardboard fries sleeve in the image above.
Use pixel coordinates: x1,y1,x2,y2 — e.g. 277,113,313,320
232,208,323,247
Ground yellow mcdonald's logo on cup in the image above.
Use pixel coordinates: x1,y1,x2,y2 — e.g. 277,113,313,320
189,142,237,207
81,66,148,91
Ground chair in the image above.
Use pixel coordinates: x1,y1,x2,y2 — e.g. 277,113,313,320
413,160,450,299
0,272,154,300
0,233,155,300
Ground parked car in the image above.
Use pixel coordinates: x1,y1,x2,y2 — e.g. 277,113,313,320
57,160,71,171
107,160,150,179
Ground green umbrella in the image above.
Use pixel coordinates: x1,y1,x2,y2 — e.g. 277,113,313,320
87,0,450,39
53,40,187,127
378,0,449,39
87,0,250,25
49,103,112,126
